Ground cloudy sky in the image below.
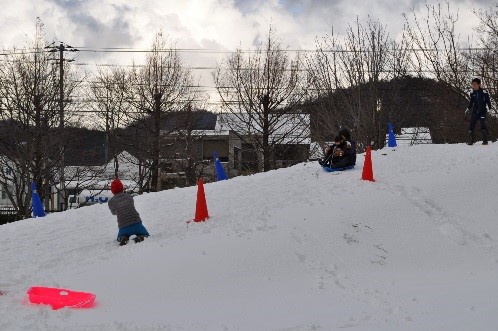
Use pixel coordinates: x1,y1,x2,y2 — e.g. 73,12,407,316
0,0,492,107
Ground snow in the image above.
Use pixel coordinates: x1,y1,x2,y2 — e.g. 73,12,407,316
1,142,498,330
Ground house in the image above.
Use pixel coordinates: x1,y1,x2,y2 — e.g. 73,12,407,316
65,151,141,192
215,112,311,170
64,151,142,209
158,111,245,186
46,126,143,210
158,111,311,186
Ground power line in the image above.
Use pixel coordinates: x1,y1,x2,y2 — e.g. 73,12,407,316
0,46,494,56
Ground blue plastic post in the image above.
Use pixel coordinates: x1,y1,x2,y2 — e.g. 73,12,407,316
387,122,397,148
31,181,46,217
214,152,228,181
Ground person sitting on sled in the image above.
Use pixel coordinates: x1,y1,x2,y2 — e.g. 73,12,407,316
108,178,150,246
319,128,356,168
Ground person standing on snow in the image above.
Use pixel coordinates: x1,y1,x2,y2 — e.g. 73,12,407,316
108,178,150,246
466,78,493,145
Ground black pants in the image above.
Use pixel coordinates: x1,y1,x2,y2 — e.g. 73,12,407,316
469,112,487,133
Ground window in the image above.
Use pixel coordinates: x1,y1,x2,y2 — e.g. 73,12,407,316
241,143,258,171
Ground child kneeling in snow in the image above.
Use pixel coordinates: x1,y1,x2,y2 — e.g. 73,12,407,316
108,178,150,246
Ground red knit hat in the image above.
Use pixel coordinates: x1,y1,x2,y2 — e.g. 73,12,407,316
110,178,124,194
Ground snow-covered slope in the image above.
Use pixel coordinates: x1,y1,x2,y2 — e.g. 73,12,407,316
1,143,498,330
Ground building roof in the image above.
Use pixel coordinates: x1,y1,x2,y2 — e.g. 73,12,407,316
215,112,311,144
131,110,217,132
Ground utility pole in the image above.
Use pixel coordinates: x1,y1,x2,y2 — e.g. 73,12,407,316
152,91,163,192
45,42,78,211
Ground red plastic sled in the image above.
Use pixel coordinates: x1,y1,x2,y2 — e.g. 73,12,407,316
27,286,96,310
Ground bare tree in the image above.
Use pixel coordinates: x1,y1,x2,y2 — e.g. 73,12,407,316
118,122,154,194
129,31,197,191
403,1,480,140
306,30,345,145
213,25,308,172
0,21,80,217
404,1,471,98
472,2,498,105
89,65,131,178
308,18,409,150
169,105,207,186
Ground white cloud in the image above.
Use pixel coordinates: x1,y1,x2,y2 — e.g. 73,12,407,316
0,0,490,110
0,1,487,58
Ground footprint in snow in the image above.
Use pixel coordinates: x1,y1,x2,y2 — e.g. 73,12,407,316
440,223,467,245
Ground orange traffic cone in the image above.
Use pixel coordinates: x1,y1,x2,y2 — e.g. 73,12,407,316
193,178,209,222
361,146,375,182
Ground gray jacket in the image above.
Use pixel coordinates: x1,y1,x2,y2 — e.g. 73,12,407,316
108,192,141,228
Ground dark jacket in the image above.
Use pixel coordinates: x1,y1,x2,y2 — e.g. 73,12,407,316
345,140,357,166
330,140,357,166
331,141,350,164
108,192,141,229
468,88,492,116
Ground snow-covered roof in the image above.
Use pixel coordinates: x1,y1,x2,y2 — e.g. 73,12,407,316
102,151,140,177
65,179,139,191
64,151,141,191
216,112,311,144
169,129,231,137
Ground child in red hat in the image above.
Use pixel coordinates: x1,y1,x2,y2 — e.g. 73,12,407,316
108,178,150,246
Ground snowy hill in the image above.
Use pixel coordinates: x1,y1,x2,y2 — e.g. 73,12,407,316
1,143,498,330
